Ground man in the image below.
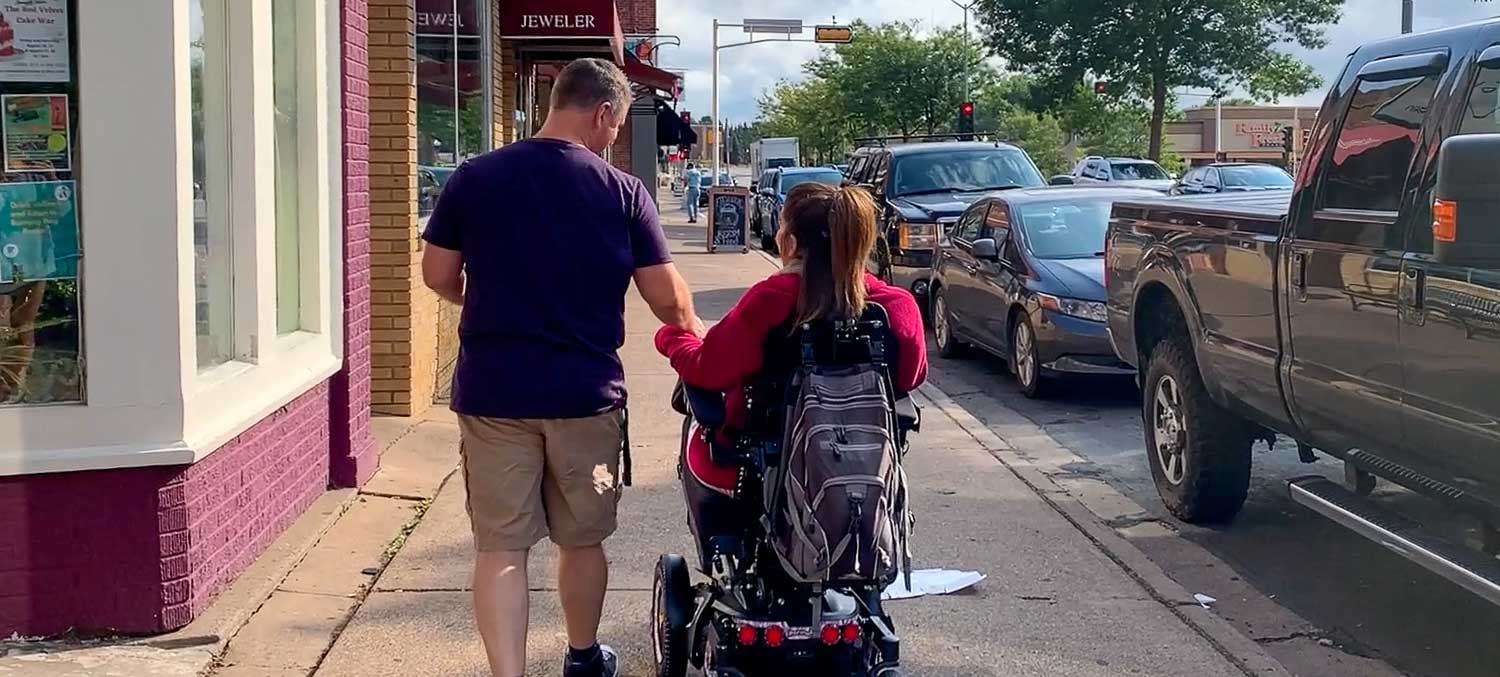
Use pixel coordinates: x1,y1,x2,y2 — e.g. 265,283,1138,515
421,58,704,677
682,162,702,223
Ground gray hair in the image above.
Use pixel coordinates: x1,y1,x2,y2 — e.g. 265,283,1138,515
550,58,631,113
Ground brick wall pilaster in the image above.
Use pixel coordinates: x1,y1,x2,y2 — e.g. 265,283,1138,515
332,0,378,487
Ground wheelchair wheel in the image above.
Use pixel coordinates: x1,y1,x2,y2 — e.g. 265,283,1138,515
652,554,693,677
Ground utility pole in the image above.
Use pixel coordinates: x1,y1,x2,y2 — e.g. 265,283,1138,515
1402,0,1413,34
950,0,977,103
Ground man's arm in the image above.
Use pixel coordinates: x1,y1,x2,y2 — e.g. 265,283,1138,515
422,243,464,305
635,263,705,337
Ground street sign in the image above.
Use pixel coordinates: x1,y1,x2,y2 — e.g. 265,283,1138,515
814,24,854,43
743,18,803,35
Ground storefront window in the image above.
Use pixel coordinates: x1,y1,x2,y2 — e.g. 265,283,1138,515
192,0,234,367
0,0,83,404
272,0,301,334
416,0,486,218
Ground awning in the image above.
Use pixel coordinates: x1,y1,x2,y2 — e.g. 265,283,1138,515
500,0,624,63
623,51,681,96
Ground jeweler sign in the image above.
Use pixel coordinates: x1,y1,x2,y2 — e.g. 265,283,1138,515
500,0,616,38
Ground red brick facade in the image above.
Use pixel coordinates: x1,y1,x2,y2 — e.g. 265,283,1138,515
0,0,375,636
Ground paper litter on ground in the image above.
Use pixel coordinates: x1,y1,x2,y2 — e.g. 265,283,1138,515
882,569,986,600
1193,593,1217,608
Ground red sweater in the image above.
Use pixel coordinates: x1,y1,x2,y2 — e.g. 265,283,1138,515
655,271,928,430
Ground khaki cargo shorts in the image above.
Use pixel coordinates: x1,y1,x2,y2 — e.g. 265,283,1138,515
458,410,626,551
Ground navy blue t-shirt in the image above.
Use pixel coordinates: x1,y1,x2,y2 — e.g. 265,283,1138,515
421,138,672,419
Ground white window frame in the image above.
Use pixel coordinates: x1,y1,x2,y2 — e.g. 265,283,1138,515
0,0,344,476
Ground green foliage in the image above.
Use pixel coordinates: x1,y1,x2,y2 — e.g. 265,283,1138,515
976,0,1342,159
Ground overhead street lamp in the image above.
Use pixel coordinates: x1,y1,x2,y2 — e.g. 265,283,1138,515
710,17,854,178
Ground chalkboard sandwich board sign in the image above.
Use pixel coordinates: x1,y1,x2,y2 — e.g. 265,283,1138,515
707,185,750,253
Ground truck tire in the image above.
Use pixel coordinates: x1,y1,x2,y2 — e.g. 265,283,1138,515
1142,338,1251,523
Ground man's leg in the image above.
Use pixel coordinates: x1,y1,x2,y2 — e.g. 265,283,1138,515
474,550,530,676
458,416,548,677
542,411,626,675
557,544,609,649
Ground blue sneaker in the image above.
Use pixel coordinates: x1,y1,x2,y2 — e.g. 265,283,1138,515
562,644,617,677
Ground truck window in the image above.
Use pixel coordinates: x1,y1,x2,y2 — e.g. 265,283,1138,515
1459,64,1500,135
1318,73,1439,214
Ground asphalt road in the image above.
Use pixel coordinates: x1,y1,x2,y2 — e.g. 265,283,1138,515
923,342,1500,677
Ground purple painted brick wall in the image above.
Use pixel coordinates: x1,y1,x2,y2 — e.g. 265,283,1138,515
0,385,331,635
331,0,376,489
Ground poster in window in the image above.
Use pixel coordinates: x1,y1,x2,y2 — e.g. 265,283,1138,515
2,94,67,172
0,0,69,83
0,180,78,282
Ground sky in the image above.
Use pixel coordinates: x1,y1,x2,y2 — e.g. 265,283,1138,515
655,0,1500,123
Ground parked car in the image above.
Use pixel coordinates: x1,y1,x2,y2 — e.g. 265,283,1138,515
697,171,734,207
1105,19,1500,604
418,165,457,217
1170,162,1292,195
845,137,1047,304
932,187,1153,397
1053,156,1174,193
751,166,845,251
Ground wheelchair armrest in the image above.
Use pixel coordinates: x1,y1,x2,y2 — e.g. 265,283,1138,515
682,383,729,429
895,394,921,434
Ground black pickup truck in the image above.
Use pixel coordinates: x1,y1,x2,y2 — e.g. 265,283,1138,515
1106,21,1500,604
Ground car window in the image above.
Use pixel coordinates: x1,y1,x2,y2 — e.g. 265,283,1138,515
1204,168,1221,188
871,153,892,190
953,205,986,242
1318,72,1439,213
780,170,844,193
983,202,1012,241
1111,162,1169,181
849,155,870,183
890,149,1043,196
1220,165,1293,188
1015,199,1113,259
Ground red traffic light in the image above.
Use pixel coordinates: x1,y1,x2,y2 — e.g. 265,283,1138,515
960,102,974,116
1094,81,1107,95
681,111,692,124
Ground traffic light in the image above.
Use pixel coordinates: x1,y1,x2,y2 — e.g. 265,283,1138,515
1094,81,1107,95
681,111,692,125
958,101,975,138
1280,125,1295,151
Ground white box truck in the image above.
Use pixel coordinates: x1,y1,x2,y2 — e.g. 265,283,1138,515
750,137,800,177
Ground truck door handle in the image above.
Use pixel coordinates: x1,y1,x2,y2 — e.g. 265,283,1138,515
1292,251,1309,302
1404,266,1426,310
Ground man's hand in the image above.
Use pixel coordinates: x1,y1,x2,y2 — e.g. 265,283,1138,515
634,263,701,335
421,243,465,305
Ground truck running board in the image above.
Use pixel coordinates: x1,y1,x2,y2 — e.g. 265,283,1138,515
1287,476,1500,606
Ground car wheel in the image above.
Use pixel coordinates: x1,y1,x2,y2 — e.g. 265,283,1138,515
932,286,966,359
651,554,692,677
1010,315,1047,399
1142,338,1252,523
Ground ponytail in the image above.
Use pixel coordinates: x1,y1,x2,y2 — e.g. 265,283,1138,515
781,182,879,325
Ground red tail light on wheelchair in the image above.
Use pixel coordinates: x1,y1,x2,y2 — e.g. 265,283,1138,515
737,623,759,647
763,624,787,647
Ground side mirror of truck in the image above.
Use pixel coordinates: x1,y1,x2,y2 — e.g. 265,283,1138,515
1434,133,1500,267
1049,175,1075,186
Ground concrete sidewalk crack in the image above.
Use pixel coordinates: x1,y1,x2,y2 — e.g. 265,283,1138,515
360,490,429,502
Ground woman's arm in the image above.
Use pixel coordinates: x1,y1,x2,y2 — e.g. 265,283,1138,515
655,281,795,391
880,289,929,393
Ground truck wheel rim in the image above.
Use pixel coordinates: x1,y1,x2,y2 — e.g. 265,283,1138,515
1015,322,1035,387
934,294,950,348
1153,375,1187,485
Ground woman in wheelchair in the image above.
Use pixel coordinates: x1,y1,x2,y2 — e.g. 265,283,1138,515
653,183,927,677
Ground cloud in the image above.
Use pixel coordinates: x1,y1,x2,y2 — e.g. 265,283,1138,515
656,0,1500,119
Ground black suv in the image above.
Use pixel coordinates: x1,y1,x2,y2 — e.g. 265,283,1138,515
846,137,1047,302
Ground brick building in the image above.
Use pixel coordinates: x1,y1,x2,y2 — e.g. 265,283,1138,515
367,0,675,416
0,0,375,636
1165,105,1319,167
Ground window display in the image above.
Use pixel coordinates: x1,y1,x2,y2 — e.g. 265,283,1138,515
0,0,79,405
416,0,486,218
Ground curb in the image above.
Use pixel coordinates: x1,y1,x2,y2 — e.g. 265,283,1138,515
918,384,1293,677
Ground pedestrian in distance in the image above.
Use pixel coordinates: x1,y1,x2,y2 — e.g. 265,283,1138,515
420,57,706,677
683,162,702,222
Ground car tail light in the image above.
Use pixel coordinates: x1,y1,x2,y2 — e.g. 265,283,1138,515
764,624,786,647
820,624,841,645
737,624,759,646
841,623,861,644
1434,198,1458,243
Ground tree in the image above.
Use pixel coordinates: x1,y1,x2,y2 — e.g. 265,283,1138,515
976,0,1341,160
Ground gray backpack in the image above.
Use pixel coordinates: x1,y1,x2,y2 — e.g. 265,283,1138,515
764,309,911,586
